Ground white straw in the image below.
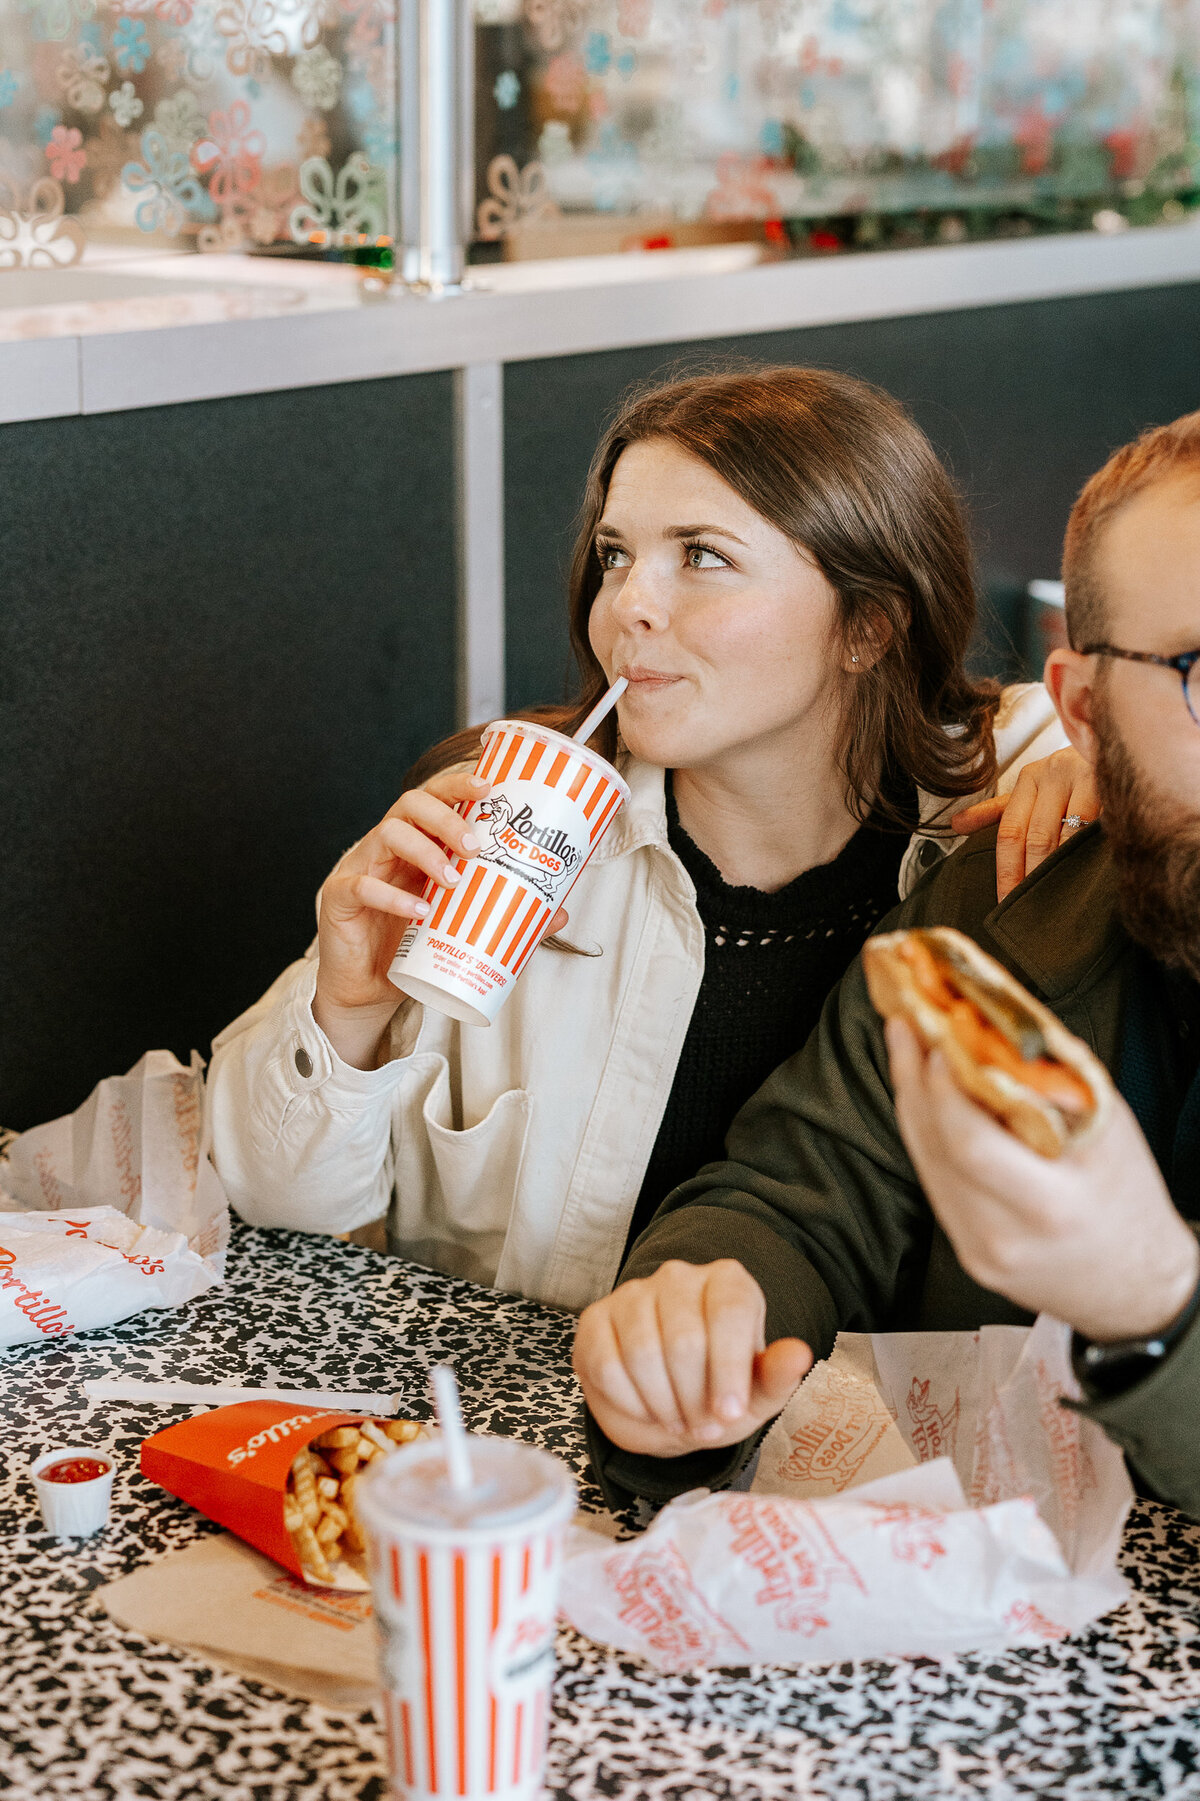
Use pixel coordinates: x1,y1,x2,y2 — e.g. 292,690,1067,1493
430,1363,473,1493
572,676,627,744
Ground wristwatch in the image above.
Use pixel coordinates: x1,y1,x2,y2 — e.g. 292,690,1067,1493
1073,1266,1200,1400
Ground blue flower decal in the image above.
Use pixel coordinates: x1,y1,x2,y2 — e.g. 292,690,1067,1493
123,127,216,234
0,70,18,110
34,104,61,148
760,119,784,156
113,16,151,74
493,69,520,110
346,80,375,123
615,48,637,80
583,32,610,75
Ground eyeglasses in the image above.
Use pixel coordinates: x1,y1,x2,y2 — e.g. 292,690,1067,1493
1081,642,1200,728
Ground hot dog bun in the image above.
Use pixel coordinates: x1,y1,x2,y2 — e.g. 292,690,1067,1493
862,926,1112,1158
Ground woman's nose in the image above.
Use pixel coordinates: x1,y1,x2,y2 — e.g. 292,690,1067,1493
609,558,670,630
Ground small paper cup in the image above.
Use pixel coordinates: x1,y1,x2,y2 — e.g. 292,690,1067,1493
31,1445,116,1538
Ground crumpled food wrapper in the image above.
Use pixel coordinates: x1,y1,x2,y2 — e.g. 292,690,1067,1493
0,1050,227,1347
561,1316,1133,1670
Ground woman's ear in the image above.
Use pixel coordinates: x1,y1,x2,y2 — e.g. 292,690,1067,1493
1044,648,1100,764
844,605,895,673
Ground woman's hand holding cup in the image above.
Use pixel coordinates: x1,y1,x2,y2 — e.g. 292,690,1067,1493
313,770,491,1068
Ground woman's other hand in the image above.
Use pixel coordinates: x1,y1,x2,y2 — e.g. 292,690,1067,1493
573,1258,812,1460
951,747,1100,902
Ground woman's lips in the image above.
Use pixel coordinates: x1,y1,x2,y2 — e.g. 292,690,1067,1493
619,668,683,691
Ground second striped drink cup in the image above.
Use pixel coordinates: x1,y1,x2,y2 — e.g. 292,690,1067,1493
388,695,629,1027
358,1368,576,1801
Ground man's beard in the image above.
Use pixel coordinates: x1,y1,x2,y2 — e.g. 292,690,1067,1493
1095,696,1200,982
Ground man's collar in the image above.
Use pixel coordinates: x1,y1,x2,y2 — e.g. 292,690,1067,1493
983,822,1129,1002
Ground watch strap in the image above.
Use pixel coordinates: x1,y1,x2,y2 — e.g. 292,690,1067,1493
1073,1258,1200,1400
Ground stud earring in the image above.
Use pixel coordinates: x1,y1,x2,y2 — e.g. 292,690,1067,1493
851,654,859,665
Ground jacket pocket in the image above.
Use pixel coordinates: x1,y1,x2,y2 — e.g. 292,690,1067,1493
389,1064,533,1288
421,1080,533,1234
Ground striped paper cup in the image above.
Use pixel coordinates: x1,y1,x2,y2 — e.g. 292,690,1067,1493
358,1435,576,1801
388,720,630,1027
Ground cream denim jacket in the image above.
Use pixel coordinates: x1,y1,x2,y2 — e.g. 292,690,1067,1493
208,683,1065,1313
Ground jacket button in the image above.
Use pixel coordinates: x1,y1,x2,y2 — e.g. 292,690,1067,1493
294,1046,313,1078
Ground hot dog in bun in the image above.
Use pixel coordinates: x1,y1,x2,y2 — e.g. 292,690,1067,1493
862,926,1111,1158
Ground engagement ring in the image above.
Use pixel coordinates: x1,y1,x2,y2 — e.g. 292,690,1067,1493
1061,814,1087,831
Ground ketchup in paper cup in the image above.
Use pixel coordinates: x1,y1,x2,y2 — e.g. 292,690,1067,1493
31,1444,116,1538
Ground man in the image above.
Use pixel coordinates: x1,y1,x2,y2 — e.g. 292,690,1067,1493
575,413,1200,1517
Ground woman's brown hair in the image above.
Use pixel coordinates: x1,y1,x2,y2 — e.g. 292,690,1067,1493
406,364,997,826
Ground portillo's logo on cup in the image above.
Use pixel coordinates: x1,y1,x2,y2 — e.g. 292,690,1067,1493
388,719,630,1028
473,795,580,905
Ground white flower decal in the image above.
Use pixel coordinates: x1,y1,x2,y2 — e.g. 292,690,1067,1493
476,153,558,240
291,44,341,112
109,80,143,129
57,43,110,115
0,171,84,267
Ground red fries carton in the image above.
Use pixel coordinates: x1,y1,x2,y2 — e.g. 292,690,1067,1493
142,1400,398,1590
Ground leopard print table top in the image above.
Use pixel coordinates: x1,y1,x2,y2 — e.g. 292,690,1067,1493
3,1220,1200,1800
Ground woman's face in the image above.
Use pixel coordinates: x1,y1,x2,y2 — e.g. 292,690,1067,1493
587,438,847,773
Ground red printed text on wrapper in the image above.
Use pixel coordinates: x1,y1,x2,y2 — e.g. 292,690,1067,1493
608,1539,751,1671
906,1377,961,1463
865,1501,948,1571
0,1244,73,1336
727,1498,866,1636
1003,1599,1067,1641
969,1397,1019,1507
1035,1359,1096,1536
779,1367,891,1488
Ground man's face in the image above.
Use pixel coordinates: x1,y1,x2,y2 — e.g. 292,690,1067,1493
1090,473,1200,977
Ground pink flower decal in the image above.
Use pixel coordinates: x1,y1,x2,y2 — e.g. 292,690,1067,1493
705,151,775,221
543,52,586,115
192,99,266,209
617,0,651,36
45,125,86,185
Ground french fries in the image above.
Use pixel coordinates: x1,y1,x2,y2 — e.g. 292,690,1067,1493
285,1417,428,1582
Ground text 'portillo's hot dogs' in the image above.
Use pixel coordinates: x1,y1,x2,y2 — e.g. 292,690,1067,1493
863,927,1111,1157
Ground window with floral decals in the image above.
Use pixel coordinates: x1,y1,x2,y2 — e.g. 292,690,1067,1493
0,0,394,267
0,0,1198,272
471,0,1200,261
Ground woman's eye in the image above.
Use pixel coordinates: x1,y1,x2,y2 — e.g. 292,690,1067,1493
597,544,630,570
686,543,727,569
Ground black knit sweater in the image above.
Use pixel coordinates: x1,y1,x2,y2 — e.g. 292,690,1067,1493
626,785,909,1255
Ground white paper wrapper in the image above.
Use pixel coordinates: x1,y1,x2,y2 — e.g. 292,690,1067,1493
561,1317,1133,1670
0,1050,228,1347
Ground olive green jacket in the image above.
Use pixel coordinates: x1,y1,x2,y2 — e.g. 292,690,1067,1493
594,822,1200,1517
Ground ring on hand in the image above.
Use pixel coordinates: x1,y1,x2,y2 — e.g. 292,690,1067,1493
1061,814,1088,831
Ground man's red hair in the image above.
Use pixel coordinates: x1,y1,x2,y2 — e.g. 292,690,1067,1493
1064,411,1200,647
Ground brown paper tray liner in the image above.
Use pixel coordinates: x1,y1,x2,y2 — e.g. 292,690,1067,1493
97,1530,379,1714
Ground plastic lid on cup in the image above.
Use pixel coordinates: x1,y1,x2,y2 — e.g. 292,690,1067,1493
481,720,630,805
357,1435,575,1539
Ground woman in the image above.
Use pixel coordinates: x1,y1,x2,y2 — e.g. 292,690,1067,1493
208,367,1094,1310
